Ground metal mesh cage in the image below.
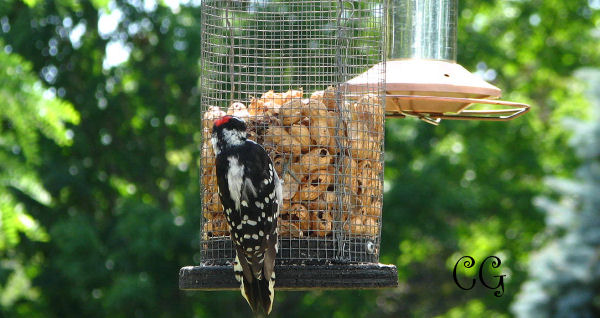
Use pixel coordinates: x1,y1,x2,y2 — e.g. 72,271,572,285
199,0,386,267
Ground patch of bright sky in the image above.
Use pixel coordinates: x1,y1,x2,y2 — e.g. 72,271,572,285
98,1,128,69
529,13,541,27
103,41,132,69
144,0,158,12
100,0,189,69
98,3,123,38
164,0,181,13
69,22,86,49
474,61,497,82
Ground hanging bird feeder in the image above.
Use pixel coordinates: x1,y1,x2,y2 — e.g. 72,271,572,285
180,0,397,291
345,0,529,125
180,0,529,293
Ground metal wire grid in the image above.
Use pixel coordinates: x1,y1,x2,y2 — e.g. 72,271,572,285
200,0,385,265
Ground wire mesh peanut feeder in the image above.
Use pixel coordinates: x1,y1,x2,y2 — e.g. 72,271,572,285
179,0,397,290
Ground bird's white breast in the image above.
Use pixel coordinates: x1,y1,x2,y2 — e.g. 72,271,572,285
226,156,244,211
211,136,220,155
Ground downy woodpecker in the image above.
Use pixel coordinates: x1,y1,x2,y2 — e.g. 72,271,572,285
211,115,281,315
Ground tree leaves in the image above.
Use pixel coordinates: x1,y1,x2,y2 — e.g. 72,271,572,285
512,69,600,318
0,41,75,312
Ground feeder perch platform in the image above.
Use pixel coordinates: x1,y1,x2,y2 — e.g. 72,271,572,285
182,238,398,290
180,263,398,291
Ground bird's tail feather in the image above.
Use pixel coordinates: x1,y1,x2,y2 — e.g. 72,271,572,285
241,274,274,316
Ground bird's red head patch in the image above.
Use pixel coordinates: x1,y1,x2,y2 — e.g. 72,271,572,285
214,115,232,127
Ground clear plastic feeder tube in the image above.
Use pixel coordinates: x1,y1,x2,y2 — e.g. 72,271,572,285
388,0,458,61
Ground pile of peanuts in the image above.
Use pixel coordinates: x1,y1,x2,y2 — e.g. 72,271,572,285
201,87,383,239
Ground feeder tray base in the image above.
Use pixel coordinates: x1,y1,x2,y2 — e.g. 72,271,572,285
179,263,398,290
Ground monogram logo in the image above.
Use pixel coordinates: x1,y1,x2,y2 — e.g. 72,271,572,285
453,255,506,297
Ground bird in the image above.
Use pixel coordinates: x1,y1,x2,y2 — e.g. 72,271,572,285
211,115,281,315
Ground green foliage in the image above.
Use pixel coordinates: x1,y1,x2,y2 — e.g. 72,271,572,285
0,0,598,317
0,41,78,310
375,1,599,316
436,300,508,318
511,69,600,318
1,0,202,316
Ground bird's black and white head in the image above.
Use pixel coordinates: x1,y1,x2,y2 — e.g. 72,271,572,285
211,115,247,155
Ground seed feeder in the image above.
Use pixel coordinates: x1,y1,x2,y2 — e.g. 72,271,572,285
345,0,530,125
179,0,530,295
180,0,397,291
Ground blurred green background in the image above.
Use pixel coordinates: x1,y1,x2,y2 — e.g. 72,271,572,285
1,0,599,317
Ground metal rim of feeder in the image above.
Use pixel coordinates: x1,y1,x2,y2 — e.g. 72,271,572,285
180,0,398,291
344,0,530,125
